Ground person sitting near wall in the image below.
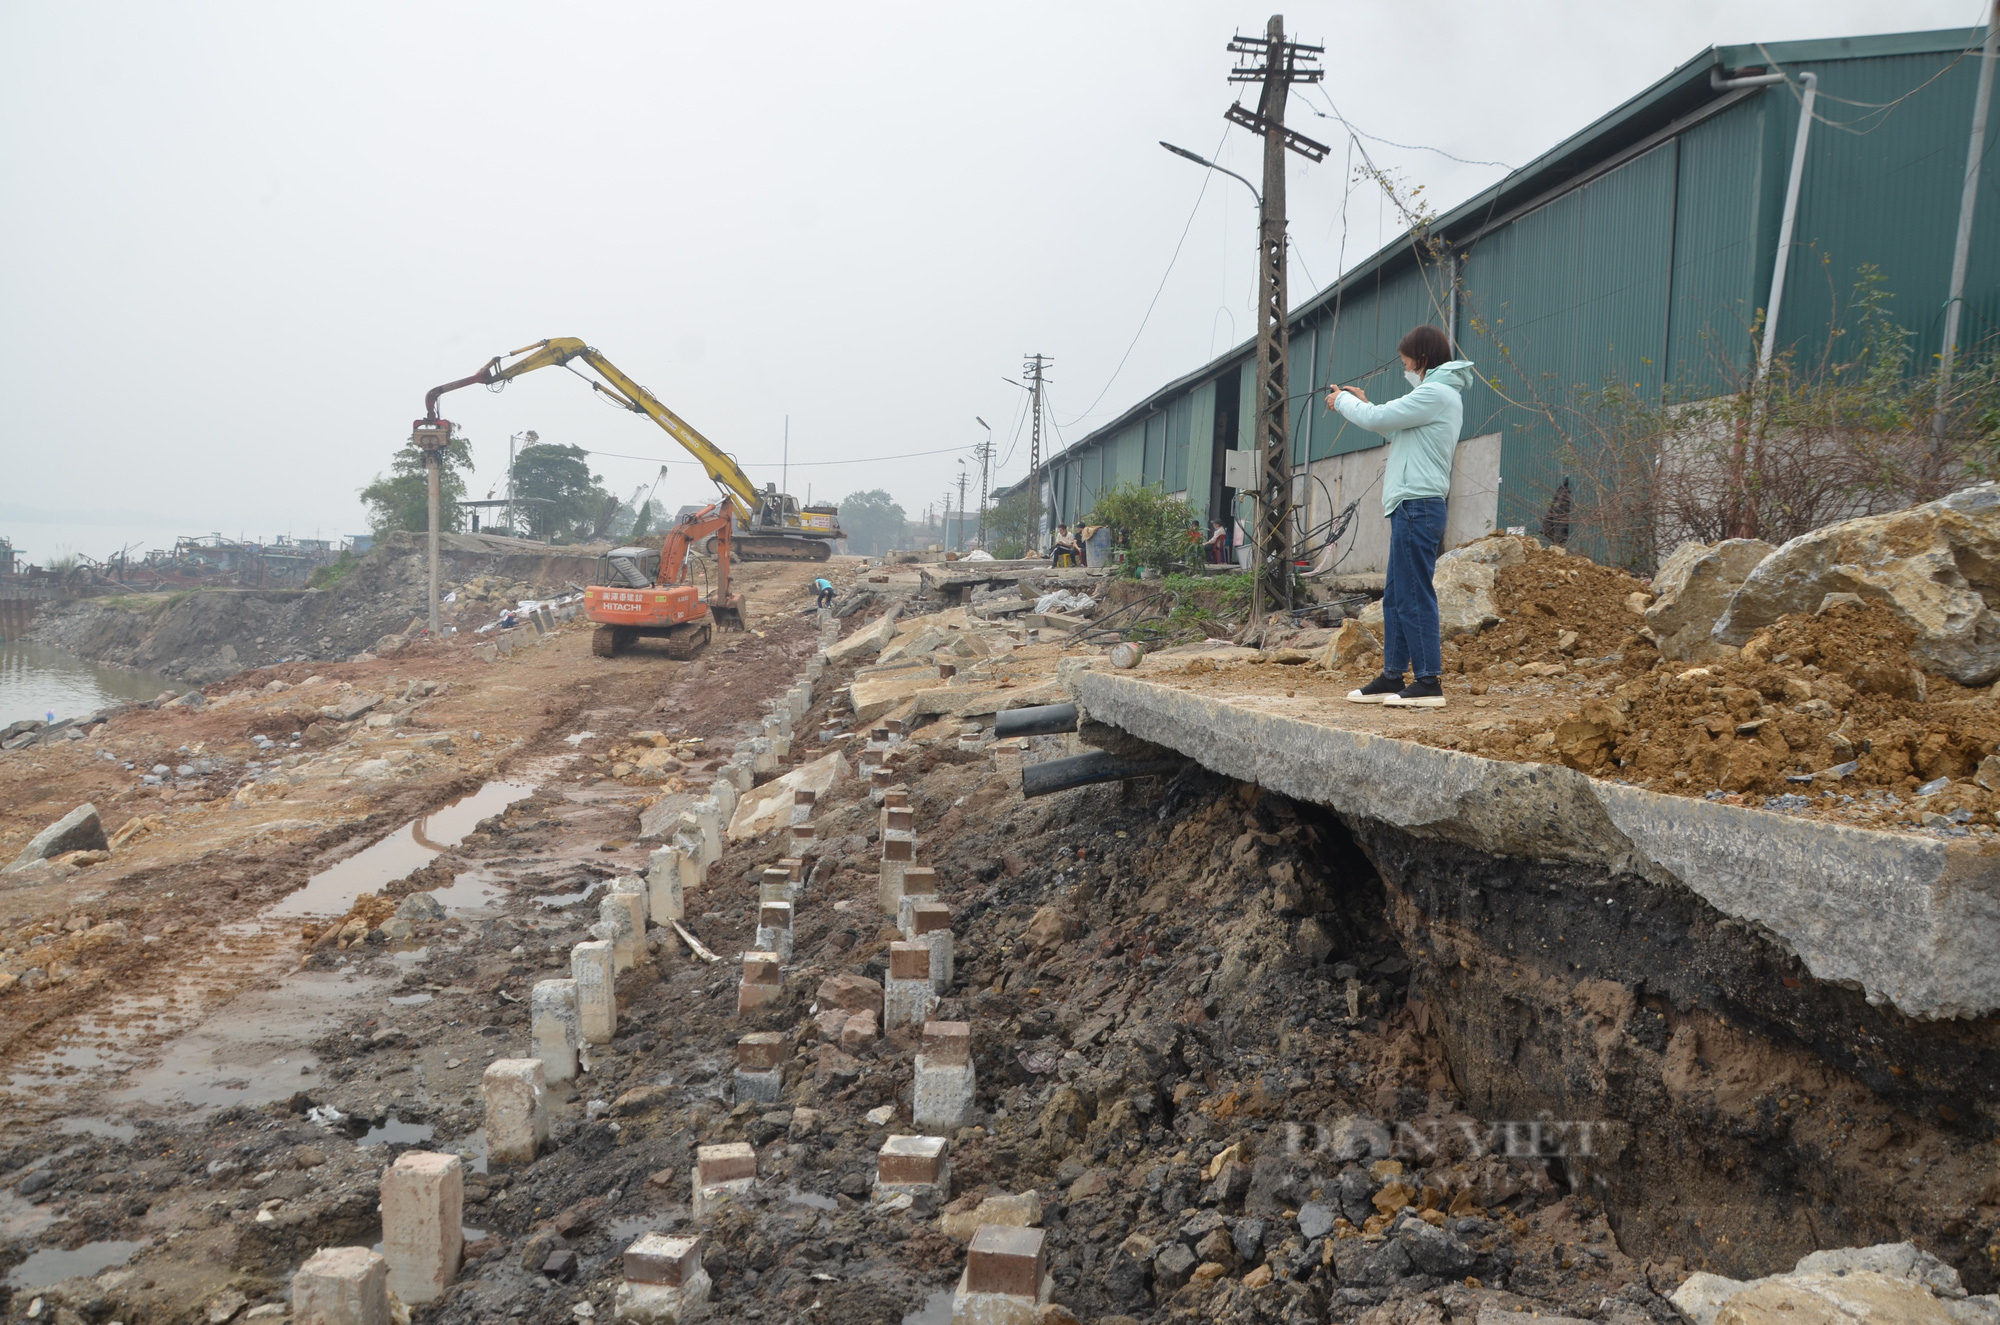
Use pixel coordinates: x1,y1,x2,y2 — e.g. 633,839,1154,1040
1050,525,1081,568
498,608,519,630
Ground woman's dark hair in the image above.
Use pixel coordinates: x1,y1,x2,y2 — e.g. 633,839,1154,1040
1397,324,1454,372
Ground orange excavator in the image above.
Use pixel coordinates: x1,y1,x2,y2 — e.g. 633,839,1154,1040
583,502,745,658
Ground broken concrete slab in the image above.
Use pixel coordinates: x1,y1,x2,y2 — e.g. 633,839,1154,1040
826,607,902,664
1074,668,2000,1020
849,667,943,724
911,678,1067,719
726,749,851,841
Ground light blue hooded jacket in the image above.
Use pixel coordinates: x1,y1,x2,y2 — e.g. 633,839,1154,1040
1331,359,1475,516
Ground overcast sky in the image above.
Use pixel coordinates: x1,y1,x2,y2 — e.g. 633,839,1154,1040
1,0,1984,562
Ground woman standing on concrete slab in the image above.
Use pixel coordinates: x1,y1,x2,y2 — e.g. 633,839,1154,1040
1325,325,1474,710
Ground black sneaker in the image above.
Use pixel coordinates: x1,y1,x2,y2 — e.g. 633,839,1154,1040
1384,675,1446,709
1346,673,1406,704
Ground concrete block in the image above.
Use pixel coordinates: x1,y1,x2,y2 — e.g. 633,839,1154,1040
737,950,783,1014
777,856,804,884
380,1150,463,1305
911,920,955,992
885,943,938,1028
692,1142,757,1218
646,847,695,921
721,762,752,792
735,1031,785,1103
690,798,723,868
624,1232,705,1285
789,822,817,856
951,1226,1052,1323
482,1058,548,1166
762,863,797,901
710,776,737,825
572,940,616,1044
896,869,939,934
883,789,910,808
292,1246,392,1325
882,831,914,862
885,805,915,832
878,857,909,915
922,1020,971,1065
614,1277,710,1325
755,900,794,961
991,740,1025,775
875,1134,951,1202
600,891,646,972
530,979,580,1083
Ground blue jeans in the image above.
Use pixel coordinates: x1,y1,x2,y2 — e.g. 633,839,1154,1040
1383,497,1446,678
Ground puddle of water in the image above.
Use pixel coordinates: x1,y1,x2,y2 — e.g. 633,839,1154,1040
455,1130,489,1175
426,869,506,913
268,781,535,918
387,992,433,1006
56,1117,137,1141
534,880,607,909
901,1289,953,1325
357,1113,434,1148
786,1188,837,1210
6,1239,146,1289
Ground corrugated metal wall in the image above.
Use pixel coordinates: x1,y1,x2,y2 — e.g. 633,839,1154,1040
1041,29,2000,556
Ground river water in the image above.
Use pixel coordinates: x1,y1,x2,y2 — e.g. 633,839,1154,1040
0,640,172,728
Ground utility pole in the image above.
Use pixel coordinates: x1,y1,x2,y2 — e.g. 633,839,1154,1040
412,419,453,637
1226,15,1325,622
955,463,970,552
974,417,993,549
1024,354,1052,555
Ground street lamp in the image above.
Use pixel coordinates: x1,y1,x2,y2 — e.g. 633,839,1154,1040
1159,141,1261,206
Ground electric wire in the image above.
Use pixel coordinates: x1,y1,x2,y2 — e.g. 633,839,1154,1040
1302,102,1516,170
1754,16,1992,135
1055,127,1233,429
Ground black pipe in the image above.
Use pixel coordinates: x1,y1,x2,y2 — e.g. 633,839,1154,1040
1021,750,1188,799
994,702,1079,739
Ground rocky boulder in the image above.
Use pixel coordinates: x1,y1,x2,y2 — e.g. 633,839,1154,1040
7,804,108,873
1672,1241,1998,1325
1358,534,1529,640
1713,484,2000,685
1645,538,1773,660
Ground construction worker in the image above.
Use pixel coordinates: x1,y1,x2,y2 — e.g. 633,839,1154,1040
813,576,835,609
1327,324,1474,710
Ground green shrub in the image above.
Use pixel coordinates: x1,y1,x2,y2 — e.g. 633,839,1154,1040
1087,482,1199,576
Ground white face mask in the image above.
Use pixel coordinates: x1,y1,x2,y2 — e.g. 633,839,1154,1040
1405,368,1424,388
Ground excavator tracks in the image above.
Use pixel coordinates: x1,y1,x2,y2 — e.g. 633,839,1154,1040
732,536,832,563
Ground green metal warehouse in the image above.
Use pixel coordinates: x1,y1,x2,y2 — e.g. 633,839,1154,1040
1034,23,2000,573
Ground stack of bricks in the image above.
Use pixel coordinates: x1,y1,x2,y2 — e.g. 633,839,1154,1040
894,866,938,933
615,1233,709,1325
875,1134,951,1203
913,1020,975,1132
754,899,794,961
737,950,784,1015
907,901,954,991
884,943,938,1028
691,1142,757,1218
734,1032,785,1103
952,1226,1052,1323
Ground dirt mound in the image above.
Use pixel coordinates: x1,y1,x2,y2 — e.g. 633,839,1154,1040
1361,540,2000,816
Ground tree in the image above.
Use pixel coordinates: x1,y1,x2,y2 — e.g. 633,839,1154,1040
360,433,472,538
510,443,611,542
838,489,907,557
985,486,1036,559
1088,481,1199,575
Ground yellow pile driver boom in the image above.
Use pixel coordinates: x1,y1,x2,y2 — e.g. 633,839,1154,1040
420,337,840,561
